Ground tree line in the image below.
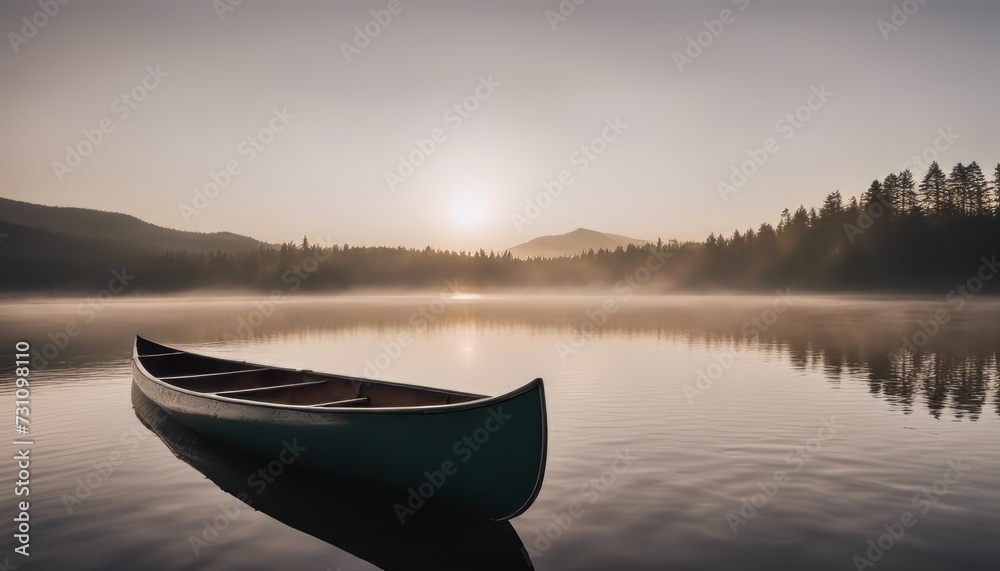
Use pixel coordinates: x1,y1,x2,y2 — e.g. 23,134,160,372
677,160,1000,290
142,159,1000,293
1,160,998,293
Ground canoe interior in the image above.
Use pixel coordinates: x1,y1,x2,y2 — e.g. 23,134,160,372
135,337,487,409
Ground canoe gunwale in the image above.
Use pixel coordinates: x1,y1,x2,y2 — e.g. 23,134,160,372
132,336,541,416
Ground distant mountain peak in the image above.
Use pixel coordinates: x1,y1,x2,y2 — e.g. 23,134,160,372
507,228,649,259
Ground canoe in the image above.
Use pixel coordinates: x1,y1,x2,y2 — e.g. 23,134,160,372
131,383,535,570
130,336,547,521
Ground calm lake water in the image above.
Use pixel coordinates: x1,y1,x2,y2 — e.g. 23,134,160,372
1,294,999,570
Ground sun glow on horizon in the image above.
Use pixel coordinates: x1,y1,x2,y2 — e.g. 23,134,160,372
450,194,488,228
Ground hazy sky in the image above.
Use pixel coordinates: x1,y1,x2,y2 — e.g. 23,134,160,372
2,0,998,251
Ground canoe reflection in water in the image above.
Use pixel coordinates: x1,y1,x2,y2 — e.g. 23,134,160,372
131,383,535,571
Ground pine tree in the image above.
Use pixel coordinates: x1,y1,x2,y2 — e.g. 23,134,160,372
883,173,900,215
918,162,947,216
993,163,1000,216
778,208,791,231
946,163,968,216
896,169,917,214
966,161,990,216
757,223,776,243
862,180,883,209
820,191,844,218
792,206,810,227
731,230,744,248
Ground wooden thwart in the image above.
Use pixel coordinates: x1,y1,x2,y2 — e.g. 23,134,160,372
160,368,266,381
314,397,369,407
214,378,328,397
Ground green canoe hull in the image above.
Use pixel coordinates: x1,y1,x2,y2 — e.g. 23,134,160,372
131,340,547,521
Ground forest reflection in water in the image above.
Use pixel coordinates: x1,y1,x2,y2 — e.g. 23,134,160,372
2,294,998,420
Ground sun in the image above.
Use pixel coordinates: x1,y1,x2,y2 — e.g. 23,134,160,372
451,194,488,228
